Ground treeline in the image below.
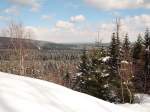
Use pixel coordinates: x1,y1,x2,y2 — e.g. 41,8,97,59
72,28,150,104
0,49,80,85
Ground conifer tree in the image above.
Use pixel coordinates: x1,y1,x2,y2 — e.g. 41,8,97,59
108,32,134,103
78,49,89,76
132,34,143,60
109,33,119,75
144,28,150,48
122,34,131,61
87,48,111,100
73,49,90,93
132,34,144,93
73,47,112,101
143,28,150,93
108,32,123,103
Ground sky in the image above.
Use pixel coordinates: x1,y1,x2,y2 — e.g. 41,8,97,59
0,0,150,43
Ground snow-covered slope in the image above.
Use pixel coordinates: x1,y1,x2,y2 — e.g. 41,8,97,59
120,94,150,112
0,72,149,112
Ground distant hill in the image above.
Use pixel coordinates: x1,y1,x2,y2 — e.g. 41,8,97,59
0,37,109,50
0,37,77,50
0,37,38,49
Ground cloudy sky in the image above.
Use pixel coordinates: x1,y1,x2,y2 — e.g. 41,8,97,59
0,0,150,43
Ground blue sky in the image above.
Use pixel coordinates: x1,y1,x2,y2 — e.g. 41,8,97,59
0,0,150,43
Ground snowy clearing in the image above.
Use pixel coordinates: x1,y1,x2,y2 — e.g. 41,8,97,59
0,72,149,112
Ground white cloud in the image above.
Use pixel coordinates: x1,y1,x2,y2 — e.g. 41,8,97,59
65,2,80,9
127,14,150,27
6,0,41,11
25,14,150,43
84,0,150,10
4,6,19,15
16,14,150,43
30,2,41,12
0,16,10,21
55,20,74,30
70,15,86,23
26,26,97,43
99,14,150,42
41,15,52,20
53,15,85,32
120,14,150,41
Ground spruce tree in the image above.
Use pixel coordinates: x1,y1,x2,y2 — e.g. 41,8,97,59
144,28,150,48
108,32,122,103
132,34,145,93
87,48,111,100
73,49,90,93
143,28,150,93
122,34,131,61
133,29,150,94
109,33,119,76
132,34,143,60
73,47,112,101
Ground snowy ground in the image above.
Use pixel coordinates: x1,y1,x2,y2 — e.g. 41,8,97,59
120,94,150,112
0,72,149,112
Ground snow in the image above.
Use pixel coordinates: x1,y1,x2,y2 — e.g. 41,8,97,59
0,72,149,112
104,84,109,88
100,56,110,62
102,73,110,77
145,46,150,52
134,94,150,104
120,102,150,112
121,60,129,64
76,72,82,76
120,94,150,112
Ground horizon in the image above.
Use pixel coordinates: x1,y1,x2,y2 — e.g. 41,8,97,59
0,0,150,43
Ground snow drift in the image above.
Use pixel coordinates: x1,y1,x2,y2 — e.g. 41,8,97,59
0,72,149,112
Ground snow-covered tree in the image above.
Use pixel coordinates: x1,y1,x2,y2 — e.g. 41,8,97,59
109,33,120,76
87,48,111,101
108,32,123,103
73,47,114,101
73,49,90,93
